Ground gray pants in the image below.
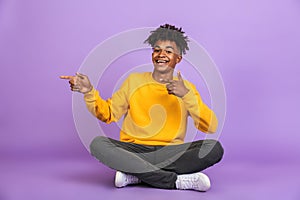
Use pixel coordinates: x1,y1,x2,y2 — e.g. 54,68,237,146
90,136,224,189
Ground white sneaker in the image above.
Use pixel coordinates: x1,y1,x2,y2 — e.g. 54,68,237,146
115,171,141,188
175,172,211,192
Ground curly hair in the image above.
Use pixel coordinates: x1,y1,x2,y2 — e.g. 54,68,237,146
144,24,189,55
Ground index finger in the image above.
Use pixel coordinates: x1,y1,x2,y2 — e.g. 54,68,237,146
60,75,75,80
159,79,176,84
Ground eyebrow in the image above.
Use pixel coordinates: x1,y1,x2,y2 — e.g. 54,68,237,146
153,45,175,50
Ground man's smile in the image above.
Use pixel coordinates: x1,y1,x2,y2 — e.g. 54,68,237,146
155,59,169,64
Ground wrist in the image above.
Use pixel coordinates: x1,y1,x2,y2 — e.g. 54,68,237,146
83,86,93,94
181,88,189,97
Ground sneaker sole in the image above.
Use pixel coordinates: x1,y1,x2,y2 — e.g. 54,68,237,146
115,171,125,188
197,173,211,191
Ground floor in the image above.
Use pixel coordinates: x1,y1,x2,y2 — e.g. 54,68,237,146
1,156,299,200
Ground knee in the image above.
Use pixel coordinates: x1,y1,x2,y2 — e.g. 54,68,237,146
89,136,107,155
205,139,224,163
211,140,224,162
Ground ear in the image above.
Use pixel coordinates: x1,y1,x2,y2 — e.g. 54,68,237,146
176,55,182,64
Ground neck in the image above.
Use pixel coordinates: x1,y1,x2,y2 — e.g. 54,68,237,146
152,70,174,83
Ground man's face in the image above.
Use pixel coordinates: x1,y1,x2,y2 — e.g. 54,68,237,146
152,40,182,72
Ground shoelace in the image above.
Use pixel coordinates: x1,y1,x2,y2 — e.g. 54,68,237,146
178,175,200,189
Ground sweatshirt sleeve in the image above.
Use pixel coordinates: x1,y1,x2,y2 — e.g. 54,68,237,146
181,82,218,133
83,78,129,123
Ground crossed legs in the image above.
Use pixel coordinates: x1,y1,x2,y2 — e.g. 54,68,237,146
89,136,224,189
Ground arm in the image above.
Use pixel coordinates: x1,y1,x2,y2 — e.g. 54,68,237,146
161,71,218,133
84,80,129,123
60,72,129,123
182,83,218,133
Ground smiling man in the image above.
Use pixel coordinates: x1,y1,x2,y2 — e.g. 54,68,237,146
60,24,224,192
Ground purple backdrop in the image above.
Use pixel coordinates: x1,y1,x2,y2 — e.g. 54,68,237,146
1,0,300,199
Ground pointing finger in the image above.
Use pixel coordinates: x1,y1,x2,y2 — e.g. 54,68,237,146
60,75,74,80
160,79,176,84
159,79,171,84
166,83,172,90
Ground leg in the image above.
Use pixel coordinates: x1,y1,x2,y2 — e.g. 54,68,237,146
89,136,177,189
152,139,223,191
154,139,224,174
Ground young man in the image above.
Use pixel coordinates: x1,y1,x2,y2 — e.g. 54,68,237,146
61,24,224,192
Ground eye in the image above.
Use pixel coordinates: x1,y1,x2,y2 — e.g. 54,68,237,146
153,48,161,53
166,50,173,54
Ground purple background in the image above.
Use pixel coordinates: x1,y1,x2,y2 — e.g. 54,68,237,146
1,0,300,199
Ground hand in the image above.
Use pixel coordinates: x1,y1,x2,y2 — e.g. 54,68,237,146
60,72,93,94
160,71,189,98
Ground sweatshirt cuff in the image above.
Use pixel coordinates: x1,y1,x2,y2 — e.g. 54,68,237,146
181,89,194,102
84,87,96,101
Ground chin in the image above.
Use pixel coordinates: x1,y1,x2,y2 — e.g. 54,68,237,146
154,65,167,70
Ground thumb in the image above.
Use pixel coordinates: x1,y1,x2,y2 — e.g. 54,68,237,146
76,72,86,79
177,71,183,81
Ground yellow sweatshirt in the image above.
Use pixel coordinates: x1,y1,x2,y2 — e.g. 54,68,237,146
84,72,218,146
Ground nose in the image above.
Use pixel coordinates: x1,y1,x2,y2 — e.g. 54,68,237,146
158,50,166,57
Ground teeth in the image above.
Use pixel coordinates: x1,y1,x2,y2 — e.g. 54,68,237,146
157,60,167,63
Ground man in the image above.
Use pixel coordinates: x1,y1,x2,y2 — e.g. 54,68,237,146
60,24,224,192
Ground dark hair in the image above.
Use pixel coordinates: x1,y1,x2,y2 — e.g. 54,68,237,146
144,24,189,55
